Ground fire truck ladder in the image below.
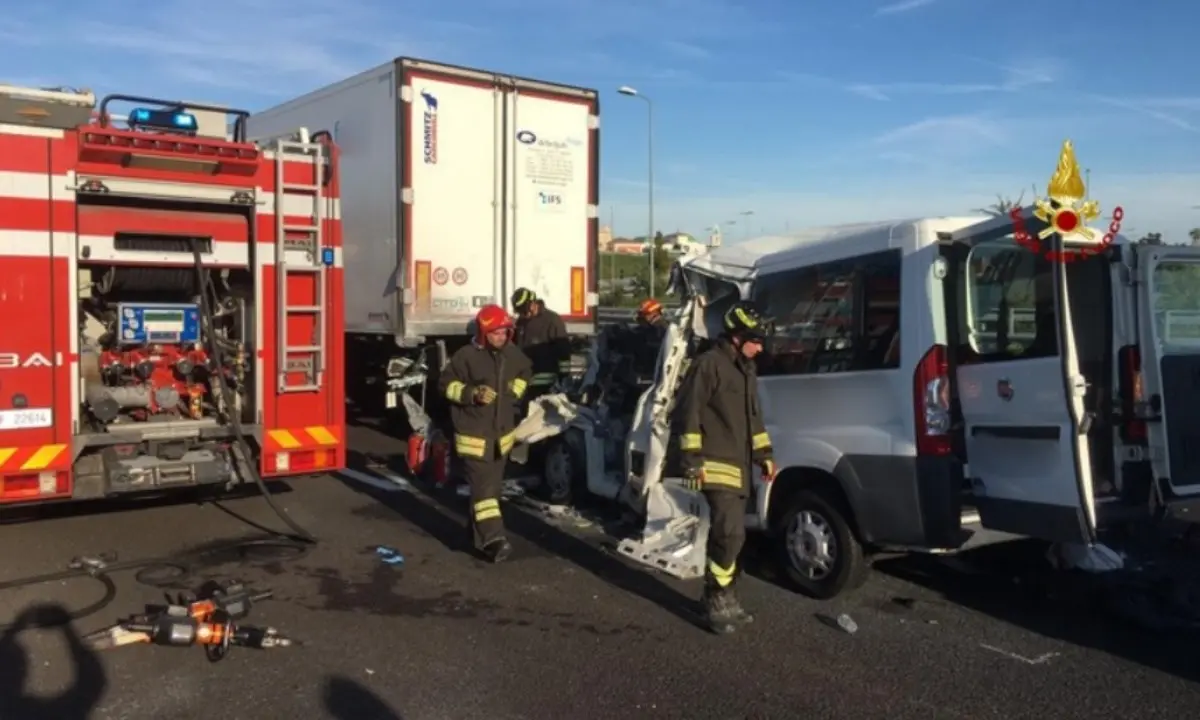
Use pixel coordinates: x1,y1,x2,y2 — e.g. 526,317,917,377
273,134,327,394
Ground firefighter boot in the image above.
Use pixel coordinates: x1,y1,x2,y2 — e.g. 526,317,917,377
702,587,737,635
724,589,755,625
484,537,513,564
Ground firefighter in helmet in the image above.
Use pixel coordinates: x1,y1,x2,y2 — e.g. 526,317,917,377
674,300,776,633
635,298,667,331
511,287,571,400
438,304,533,563
630,297,669,381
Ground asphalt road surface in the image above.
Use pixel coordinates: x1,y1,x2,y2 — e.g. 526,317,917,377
1,419,1198,720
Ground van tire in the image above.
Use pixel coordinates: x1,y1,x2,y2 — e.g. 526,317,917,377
540,433,586,505
773,488,869,600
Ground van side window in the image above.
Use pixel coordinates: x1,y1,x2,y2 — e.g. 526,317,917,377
959,237,1058,362
754,249,902,376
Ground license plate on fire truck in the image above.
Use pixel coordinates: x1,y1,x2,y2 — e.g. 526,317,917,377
0,408,53,430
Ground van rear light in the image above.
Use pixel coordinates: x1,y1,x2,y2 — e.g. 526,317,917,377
914,344,952,456
1119,344,1147,443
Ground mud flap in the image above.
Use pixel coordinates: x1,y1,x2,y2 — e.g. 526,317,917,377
615,481,708,580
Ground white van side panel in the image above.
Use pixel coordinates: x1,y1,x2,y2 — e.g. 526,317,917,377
746,220,968,548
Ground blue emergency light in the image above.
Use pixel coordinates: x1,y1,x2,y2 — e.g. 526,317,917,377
128,107,198,132
321,248,335,267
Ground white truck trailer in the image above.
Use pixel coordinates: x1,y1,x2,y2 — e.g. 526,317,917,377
246,58,600,427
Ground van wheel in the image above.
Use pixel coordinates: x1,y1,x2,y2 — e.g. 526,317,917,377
541,435,585,505
774,489,868,600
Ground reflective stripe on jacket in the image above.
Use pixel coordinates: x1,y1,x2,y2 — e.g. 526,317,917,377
438,340,532,459
674,338,772,493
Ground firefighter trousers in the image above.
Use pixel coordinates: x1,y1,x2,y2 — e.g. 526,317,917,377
704,489,747,594
464,456,507,551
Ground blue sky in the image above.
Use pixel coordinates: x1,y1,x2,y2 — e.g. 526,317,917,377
4,0,1200,243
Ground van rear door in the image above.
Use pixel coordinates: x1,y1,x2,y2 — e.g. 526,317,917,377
942,210,1097,543
1133,244,1200,501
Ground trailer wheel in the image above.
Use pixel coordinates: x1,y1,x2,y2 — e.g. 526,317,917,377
773,488,869,600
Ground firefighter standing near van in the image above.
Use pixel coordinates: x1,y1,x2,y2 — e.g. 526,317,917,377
674,301,776,634
511,287,571,400
439,304,532,563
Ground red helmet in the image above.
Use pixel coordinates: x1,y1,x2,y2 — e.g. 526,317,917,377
474,304,514,342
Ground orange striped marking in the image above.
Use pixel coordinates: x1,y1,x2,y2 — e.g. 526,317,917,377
263,426,341,452
0,444,69,474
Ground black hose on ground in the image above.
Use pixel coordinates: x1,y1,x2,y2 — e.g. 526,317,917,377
0,537,310,631
191,239,318,545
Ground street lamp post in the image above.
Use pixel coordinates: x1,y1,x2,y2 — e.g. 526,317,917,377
618,85,655,297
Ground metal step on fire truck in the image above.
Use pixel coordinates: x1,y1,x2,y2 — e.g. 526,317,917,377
0,83,346,506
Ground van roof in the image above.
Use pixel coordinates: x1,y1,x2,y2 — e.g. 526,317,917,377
686,215,989,279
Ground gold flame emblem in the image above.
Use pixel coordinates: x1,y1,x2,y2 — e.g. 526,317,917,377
1033,140,1101,240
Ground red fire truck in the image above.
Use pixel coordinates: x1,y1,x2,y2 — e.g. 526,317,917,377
0,84,345,505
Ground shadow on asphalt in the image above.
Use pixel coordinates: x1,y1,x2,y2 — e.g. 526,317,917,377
0,481,300,528
324,675,403,719
0,603,106,720
341,438,705,630
872,537,1200,685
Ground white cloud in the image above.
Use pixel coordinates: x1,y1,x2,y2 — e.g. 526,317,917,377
849,81,1000,101
847,57,1059,101
871,115,1010,156
1088,95,1199,133
8,0,457,101
662,40,711,60
875,0,938,16
0,19,43,46
1132,97,1200,111
605,173,1200,247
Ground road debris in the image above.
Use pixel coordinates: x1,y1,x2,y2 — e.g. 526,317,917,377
836,614,859,634
68,553,117,575
980,644,1059,665
375,546,405,566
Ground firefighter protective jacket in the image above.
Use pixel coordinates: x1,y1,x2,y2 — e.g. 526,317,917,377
439,341,533,460
514,301,571,388
674,338,773,493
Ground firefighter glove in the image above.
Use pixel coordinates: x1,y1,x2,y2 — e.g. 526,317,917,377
682,466,704,492
473,385,498,405
760,459,777,483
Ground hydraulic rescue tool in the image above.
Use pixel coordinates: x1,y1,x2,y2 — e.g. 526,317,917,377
83,581,293,661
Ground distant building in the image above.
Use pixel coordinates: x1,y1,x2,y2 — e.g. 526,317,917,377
610,239,647,255
662,232,706,256
598,225,614,252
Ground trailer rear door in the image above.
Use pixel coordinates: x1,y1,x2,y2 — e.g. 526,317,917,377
506,84,598,333
402,65,504,336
